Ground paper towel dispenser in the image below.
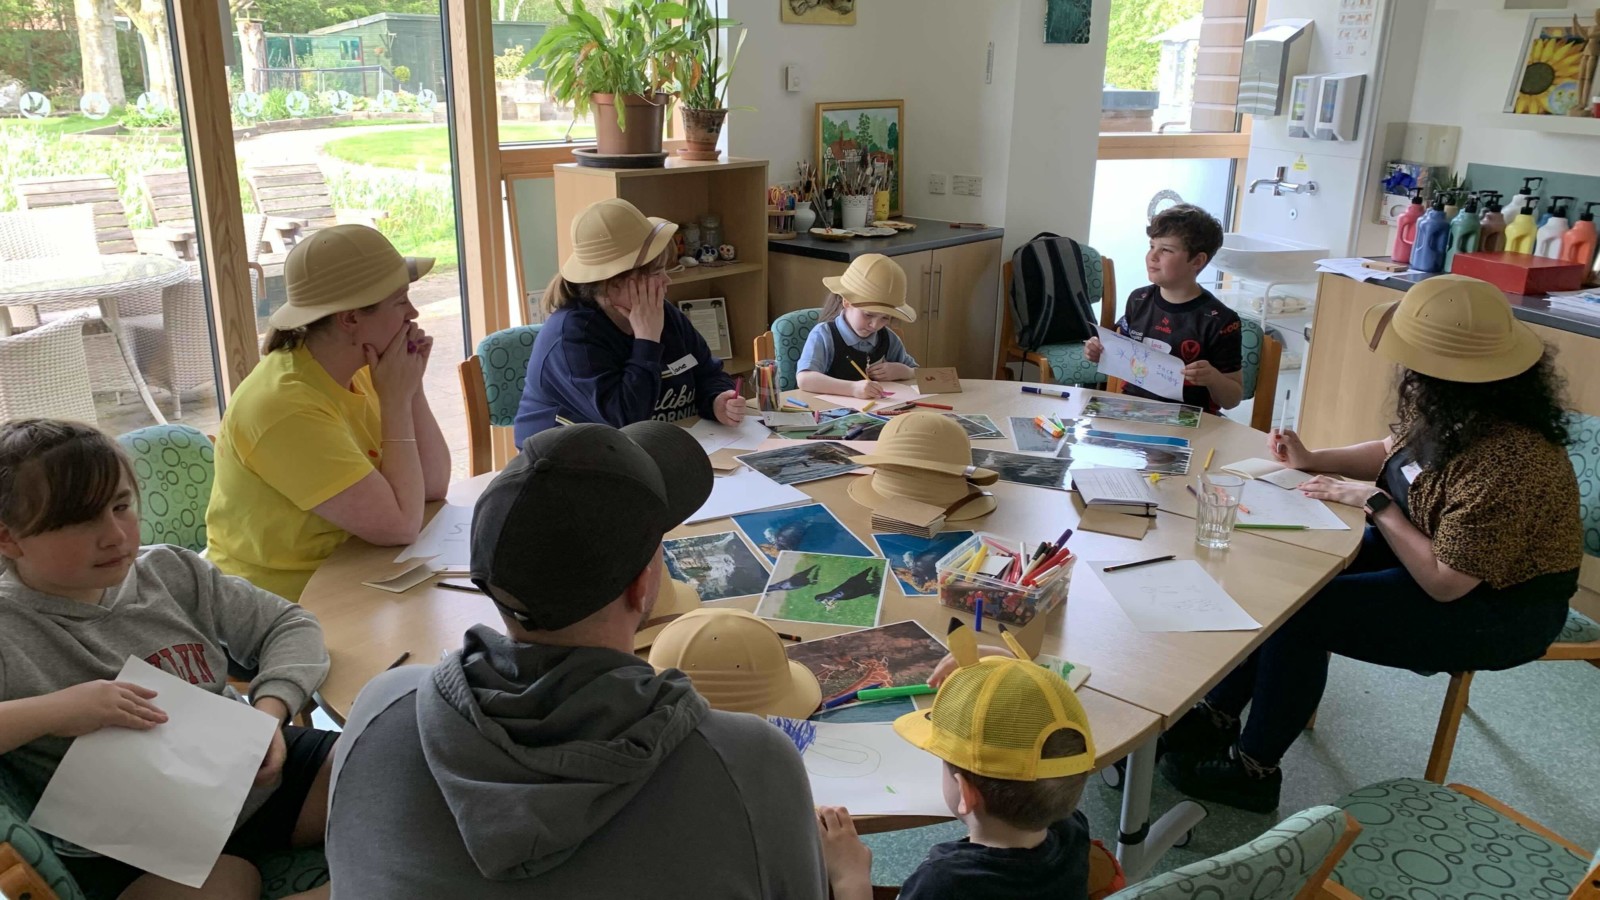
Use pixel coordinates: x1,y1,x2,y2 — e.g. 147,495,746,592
1238,18,1315,117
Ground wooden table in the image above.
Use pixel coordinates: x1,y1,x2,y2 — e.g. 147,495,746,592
300,380,1357,877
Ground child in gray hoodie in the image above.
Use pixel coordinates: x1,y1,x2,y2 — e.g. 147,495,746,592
0,419,334,900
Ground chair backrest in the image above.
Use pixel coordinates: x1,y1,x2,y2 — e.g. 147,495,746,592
1108,806,1357,900
115,424,215,553
140,168,196,231
0,762,85,900
1568,412,1600,558
15,174,136,255
0,205,98,261
0,313,97,425
771,308,822,392
244,163,339,234
461,325,542,476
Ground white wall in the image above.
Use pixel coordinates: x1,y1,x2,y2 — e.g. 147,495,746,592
725,0,1022,227
1409,4,1600,178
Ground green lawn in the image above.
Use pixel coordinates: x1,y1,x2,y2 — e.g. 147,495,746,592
0,114,117,135
322,121,597,173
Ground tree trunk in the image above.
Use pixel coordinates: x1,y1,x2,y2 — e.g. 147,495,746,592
115,0,178,110
237,19,265,94
75,0,126,106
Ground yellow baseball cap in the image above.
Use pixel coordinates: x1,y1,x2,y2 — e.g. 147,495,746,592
894,628,1095,780
270,224,433,330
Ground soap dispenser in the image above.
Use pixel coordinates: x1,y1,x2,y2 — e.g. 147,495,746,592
1443,191,1461,222
1392,190,1424,265
1505,199,1540,255
1479,192,1508,254
1536,196,1573,258
1412,196,1451,273
1562,202,1599,269
1505,176,1544,227
1446,193,1481,271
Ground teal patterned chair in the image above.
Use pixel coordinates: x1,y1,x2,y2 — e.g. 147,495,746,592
1238,318,1284,432
116,424,214,553
461,324,541,476
0,762,327,899
1423,411,1600,782
1330,778,1600,900
755,308,823,393
995,250,1117,386
1106,806,1357,899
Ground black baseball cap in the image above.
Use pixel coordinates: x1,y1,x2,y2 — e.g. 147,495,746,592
470,421,713,631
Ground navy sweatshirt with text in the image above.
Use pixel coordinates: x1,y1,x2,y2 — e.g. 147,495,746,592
514,300,733,444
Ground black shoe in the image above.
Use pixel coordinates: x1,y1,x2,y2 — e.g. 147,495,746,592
1158,703,1240,759
1159,748,1281,814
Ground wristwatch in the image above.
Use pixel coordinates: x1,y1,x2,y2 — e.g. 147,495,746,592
1364,491,1392,518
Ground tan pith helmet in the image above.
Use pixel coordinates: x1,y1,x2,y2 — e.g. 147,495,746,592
848,413,998,520
560,198,678,284
821,253,917,322
269,224,434,330
1362,275,1544,384
648,608,822,719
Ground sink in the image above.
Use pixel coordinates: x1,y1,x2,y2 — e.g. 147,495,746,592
1210,233,1328,285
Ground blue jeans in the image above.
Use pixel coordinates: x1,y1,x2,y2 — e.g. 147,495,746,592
1205,527,1573,766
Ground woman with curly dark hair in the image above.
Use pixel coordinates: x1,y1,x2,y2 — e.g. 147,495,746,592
1159,275,1581,813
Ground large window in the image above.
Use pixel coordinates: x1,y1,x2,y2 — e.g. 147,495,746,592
1102,0,1253,135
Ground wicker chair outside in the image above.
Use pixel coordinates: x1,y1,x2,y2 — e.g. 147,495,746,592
0,312,97,425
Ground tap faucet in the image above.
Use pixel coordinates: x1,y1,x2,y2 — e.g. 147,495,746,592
1249,166,1318,196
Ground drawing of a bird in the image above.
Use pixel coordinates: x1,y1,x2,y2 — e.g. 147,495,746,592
815,567,881,610
767,565,821,593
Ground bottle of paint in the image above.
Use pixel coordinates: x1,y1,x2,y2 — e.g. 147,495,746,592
1561,202,1598,270
1535,196,1573,259
1445,193,1481,272
1479,192,1508,254
1411,197,1451,274
1392,191,1424,265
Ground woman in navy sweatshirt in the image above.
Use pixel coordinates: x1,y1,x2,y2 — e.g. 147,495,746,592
514,199,743,444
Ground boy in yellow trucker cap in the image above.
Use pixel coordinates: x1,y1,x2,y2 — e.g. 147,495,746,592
816,622,1101,900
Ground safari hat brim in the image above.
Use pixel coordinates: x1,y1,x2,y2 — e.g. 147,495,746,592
848,472,997,521
852,452,999,482
1361,280,1544,384
561,215,679,284
821,273,918,323
772,661,824,720
268,224,435,330
632,572,703,652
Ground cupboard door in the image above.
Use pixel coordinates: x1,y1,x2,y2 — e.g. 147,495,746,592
891,250,934,365
927,239,1002,377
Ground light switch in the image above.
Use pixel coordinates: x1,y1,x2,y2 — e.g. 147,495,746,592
928,173,948,195
785,65,803,92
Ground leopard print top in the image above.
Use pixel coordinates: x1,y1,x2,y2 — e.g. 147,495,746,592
1390,423,1581,590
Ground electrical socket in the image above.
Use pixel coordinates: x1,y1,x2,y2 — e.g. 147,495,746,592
952,175,983,197
928,173,948,195
785,65,803,93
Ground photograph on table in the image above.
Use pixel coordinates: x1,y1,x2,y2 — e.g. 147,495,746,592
736,441,863,485
734,503,874,562
757,551,887,628
1082,395,1202,428
1008,417,1065,454
872,531,975,595
970,448,1072,491
661,532,771,602
808,412,888,441
785,620,949,707
1055,431,1192,475
949,413,1004,439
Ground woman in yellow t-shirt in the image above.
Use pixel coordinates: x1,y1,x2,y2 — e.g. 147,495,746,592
206,225,452,600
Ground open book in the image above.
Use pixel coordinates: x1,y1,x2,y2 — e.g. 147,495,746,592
1220,458,1311,491
1070,467,1160,517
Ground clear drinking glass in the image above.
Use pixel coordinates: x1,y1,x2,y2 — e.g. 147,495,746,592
1195,474,1245,550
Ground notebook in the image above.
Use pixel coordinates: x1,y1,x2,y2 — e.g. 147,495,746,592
1070,467,1160,517
1221,458,1312,490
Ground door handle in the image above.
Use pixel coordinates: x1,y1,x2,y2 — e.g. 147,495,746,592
921,266,932,315
932,263,944,318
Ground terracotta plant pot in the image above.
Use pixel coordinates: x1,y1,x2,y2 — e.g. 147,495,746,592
680,107,728,161
590,92,668,156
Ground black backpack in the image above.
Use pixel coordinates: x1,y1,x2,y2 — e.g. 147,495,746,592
1008,232,1099,351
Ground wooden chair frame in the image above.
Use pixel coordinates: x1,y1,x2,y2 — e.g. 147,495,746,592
460,354,494,477
995,257,1119,384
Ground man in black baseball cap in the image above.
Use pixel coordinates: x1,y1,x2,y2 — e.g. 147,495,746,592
326,422,826,899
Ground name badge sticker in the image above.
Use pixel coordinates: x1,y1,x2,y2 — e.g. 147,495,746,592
663,354,698,377
1400,462,1422,484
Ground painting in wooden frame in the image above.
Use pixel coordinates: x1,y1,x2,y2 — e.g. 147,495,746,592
815,99,904,217
782,0,856,26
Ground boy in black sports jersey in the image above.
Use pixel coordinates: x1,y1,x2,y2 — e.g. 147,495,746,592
1086,205,1242,414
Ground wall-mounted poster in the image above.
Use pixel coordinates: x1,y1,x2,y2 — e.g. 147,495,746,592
783,0,855,26
1045,0,1092,45
1504,15,1588,116
816,100,904,216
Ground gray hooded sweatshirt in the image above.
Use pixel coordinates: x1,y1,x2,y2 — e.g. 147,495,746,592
326,625,827,899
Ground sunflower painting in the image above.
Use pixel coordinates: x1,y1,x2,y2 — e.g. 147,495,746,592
1507,18,1585,116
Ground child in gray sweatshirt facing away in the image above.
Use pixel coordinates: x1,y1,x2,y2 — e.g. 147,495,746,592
0,419,335,900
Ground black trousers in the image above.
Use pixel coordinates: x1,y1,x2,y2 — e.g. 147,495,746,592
1205,526,1572,765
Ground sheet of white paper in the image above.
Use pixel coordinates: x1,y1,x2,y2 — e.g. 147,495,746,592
1072,467,1161,506
1088,559,1261,633
394,503,473,567
812,383,925,411
769,720,950,816
30,658,277,888
1313,257,1425,283
680,301,731,358
686,466,811,524
1094,326,1185,402
1237,481,1350,530
1222,458,1311,490
686,416,772,454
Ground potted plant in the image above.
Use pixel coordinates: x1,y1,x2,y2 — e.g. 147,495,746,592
525,0,696,156
677,0,746,160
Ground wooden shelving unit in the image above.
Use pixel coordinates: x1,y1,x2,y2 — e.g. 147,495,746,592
1483,112,1600,135
554,157,770,375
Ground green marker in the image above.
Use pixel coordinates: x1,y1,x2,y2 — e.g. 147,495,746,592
856,684,937,701
1236,524,1309,530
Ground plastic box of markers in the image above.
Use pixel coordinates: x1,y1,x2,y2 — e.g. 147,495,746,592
934,532,1075,628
